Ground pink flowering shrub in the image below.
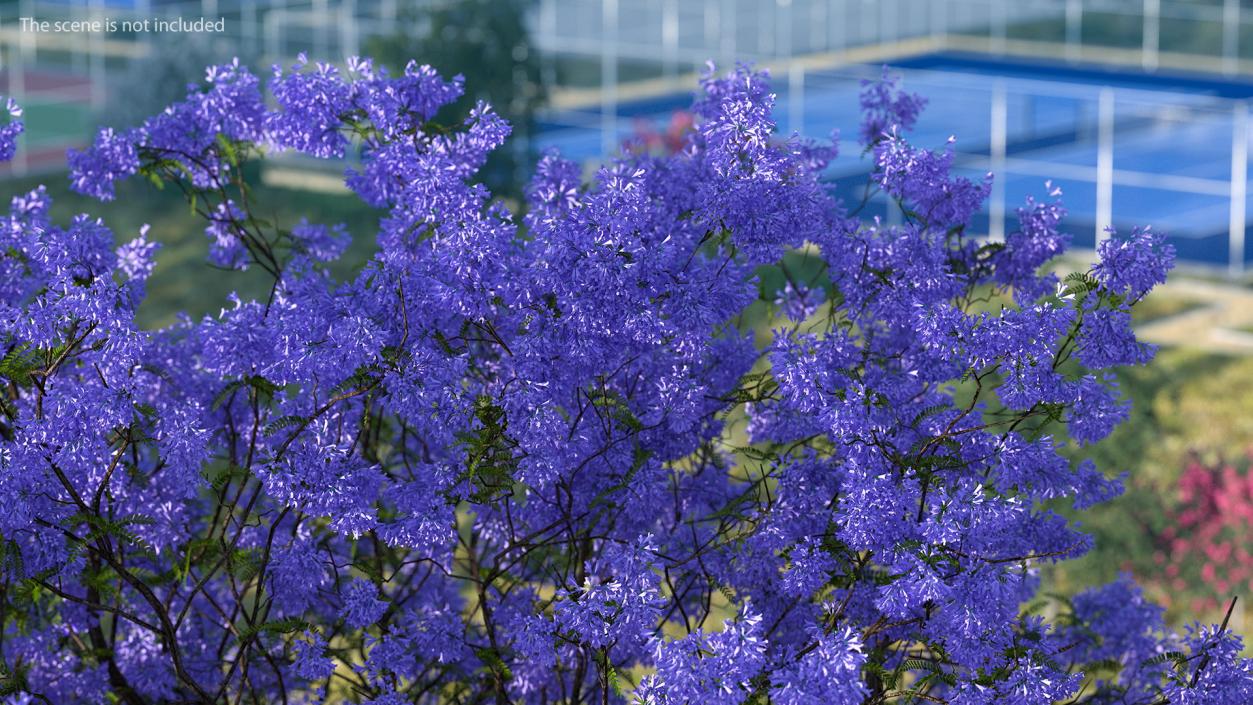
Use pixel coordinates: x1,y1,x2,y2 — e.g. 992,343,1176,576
1156,458,1253,613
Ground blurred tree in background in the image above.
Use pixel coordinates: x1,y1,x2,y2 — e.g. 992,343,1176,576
104,32,259,130
368,0,545,198
1161,457,1253,614
104,1,545,198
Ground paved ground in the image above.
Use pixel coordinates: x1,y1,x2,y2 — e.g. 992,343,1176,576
1137,277,1253,355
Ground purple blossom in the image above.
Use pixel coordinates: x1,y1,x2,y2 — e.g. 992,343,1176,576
267,55,354,158
1094,225,1176,301
994,183,1071,303
1078,304,1156,368
291,632,336,681
0,97,22,162
290,218,350,263
340,578,388,629
1163,624,1253,705
203,200,248,269
874,131,991,228
774,281,826,321
1068,372,1130,445
0,54,1239,705
67,126,140,200
771,628,868,705
115,225,160,282
637,607,767,705
859,66,927,145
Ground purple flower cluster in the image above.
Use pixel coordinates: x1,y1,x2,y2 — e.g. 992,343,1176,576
0,98,22,162
0,60,1246,705
859,66,927,145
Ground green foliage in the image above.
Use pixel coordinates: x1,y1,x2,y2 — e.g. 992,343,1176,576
1051,344,1253,629
457,395,520,503
0,661,30,699
237,616,312,643
0,172,382,330
0,345,40,386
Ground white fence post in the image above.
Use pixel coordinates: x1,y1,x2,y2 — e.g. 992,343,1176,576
714,0,735,69
340,0,358,61
934,0,949,50
7,42,26,177
788,62,805,136
991,0,1006,55
811,0,827,52
540,0,557,96
1143,0,1160,72
880,0,897,45
265,8,280,65
244,0,258,55
990,80,1008,242
1065,0,1082,63
1230,101,1248,276
1096,87,1115,247
1224,0,1240,76
601,0,619,158
860,0,875,50
89,0,104,109
663,0,678,78
314,0,328,61
777,0,792,59
832,0,847,57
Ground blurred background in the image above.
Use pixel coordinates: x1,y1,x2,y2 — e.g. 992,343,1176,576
2,0,1253,637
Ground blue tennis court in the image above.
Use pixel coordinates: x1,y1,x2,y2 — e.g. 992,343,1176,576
538,52,1253,269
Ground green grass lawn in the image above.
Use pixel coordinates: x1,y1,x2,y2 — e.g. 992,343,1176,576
1051,344,1253,630
1130,292,1208,325
4,166,382,328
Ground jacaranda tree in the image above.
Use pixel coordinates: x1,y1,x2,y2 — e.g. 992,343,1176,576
0,55,1248,705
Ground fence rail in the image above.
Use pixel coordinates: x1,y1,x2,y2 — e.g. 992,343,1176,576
3,0,1253,271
